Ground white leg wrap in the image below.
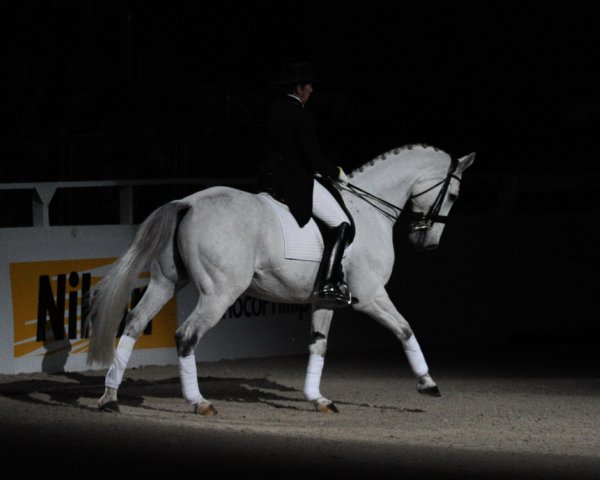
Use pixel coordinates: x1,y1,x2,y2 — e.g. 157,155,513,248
401,334,429,378
105,335,136,389
178,354,204,405
303,354,325,401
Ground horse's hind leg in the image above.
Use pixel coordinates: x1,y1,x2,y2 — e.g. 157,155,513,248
98,266,176,412
174,294,235,416
356,287,441,397
303,307,338,413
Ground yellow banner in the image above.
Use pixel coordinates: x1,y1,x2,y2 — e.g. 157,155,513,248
10,258,177,359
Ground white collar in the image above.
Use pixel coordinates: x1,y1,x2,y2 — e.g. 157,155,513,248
286,94,304,106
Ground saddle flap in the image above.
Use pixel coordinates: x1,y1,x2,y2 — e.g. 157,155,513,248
258,193,352,263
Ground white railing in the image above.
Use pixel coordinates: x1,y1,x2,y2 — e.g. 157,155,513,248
1,171,599,228
0,178,256,228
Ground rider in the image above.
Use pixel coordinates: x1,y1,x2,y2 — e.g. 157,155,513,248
261,62,355,306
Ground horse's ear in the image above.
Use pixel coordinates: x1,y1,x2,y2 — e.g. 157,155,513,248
456,152,475,173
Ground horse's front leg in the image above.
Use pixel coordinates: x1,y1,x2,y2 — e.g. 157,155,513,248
304,307,338,413
355,288,441,397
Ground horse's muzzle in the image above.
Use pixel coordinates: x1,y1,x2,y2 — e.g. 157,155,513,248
413,243,438,252
409,229,439,252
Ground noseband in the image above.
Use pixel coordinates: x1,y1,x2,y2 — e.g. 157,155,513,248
408,156,461,232
335,157,461,232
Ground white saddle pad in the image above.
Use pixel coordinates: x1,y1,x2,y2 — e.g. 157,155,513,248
259,193,353,265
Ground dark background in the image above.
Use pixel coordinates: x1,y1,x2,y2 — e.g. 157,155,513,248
2,2,599,353
4,2,600,181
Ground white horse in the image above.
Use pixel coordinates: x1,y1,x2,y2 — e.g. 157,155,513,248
87,144,474,415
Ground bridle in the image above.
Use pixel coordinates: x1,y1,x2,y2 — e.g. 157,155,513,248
334,157,461,232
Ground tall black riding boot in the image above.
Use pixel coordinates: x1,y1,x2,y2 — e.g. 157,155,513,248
313,222,354,306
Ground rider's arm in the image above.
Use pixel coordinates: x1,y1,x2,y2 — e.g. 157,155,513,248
294,111,339,180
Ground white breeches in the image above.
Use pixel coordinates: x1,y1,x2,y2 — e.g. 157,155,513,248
312,180,349,228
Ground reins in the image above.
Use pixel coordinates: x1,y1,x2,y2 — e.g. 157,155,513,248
334,180,403,222
334,157,461,229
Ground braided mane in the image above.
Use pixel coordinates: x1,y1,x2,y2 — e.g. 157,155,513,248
348,144,443,178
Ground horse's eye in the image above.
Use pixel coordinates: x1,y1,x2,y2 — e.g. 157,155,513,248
448,193,458,202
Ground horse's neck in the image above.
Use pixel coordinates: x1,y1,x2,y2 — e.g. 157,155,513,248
348,150,423,216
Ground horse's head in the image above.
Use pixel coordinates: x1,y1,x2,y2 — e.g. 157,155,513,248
407,152,475,251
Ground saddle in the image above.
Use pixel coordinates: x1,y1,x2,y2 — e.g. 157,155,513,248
258,187,354,263
261,177,356,242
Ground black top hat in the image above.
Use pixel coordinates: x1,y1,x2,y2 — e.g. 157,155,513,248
274,62,318,85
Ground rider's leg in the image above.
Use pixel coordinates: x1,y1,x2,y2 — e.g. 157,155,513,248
311,180,349,227
311,180,353,305
314,223,353,304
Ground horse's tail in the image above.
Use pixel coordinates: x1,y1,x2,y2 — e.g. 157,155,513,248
86,200,189,367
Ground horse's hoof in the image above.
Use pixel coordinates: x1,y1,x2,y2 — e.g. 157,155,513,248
314,399,340,414
419,386,441,397
194,402,218,416
318,402,339,414
99,401,120,413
